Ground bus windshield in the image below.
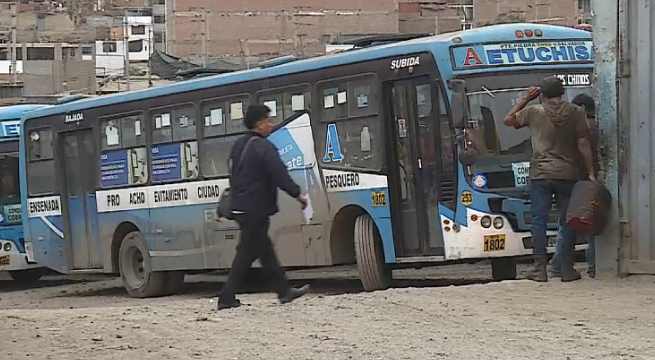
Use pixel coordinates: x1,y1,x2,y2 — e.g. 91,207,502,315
0,151,21,225
466,86,592,190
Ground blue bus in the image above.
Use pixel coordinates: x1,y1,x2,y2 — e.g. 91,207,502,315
0,104,48,281
21,24,592,296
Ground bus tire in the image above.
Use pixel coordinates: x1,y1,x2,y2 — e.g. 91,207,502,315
119,231,167,298
491,258,517,281
8,268,44,282
354,214,391,291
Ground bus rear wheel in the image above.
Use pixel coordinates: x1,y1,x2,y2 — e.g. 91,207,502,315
8,268,44,282
354,214,391,291
491,258,517,281
119,231,183,298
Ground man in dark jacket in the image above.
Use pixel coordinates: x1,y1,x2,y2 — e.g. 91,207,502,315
504,76,595,282
217,104,309,310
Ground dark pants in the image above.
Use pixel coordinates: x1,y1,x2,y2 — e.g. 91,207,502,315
529,179,576,257
219,214,289,304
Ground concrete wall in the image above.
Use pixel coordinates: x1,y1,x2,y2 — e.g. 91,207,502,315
473,0,579,27
167,0,399,63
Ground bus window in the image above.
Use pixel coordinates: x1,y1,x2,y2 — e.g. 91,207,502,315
260,94,283,124
172,105,196,142
152,111,173,144
349,80,378,118
99,114,148,188
227,98,249,133
202,102,226,137
200,135,238,178
0,154,21,224
27,128,55,195
283,91,310,116
321,87,348,121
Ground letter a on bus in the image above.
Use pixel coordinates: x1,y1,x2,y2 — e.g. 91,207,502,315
323,123,344,163
463,47,483,66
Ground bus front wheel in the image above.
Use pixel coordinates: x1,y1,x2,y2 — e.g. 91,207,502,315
354,214,391,291
491,258,517,281
119,231,183,298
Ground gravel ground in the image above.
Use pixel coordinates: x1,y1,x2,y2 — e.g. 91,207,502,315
1,263,654,360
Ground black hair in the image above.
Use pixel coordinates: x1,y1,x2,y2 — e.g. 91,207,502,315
244,104,271,129
539,76,565,98
571,93,595,116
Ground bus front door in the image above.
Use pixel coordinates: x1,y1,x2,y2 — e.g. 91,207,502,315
387,79,444,257
61,130,101,269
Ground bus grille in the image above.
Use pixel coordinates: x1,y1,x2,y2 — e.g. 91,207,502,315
439,178,457,209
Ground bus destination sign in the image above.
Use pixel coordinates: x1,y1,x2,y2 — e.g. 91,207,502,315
451,40,593,70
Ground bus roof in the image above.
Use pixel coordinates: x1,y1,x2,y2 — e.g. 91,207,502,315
23,23,591,120
0,104,48,121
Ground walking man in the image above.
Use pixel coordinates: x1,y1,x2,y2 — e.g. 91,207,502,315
218,104,310,310
504,76,595,282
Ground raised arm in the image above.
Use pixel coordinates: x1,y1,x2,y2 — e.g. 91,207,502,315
504,87,541,129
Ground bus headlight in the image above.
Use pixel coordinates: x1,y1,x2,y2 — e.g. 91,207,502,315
493,217,504,229
3,242,11,252
480,216,492,228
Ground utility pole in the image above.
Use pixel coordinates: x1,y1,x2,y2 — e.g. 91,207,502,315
147,24,152,88
10,1,17,85
123,9,130,91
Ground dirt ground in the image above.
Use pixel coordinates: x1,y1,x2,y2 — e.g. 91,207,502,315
1,263,654,360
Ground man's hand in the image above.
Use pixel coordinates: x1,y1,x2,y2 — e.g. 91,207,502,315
526,86,541,101
588,173,597,182
297,193,308,210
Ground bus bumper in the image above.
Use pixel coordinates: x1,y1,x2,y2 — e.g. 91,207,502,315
0,239,39,271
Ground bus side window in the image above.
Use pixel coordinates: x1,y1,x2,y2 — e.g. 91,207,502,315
200,135,238,178
172,105,196,142
27,128,56,195
202,102,226,137
317,75,383,170
259,94,283,124
152,111,173,143
227,98,249,133
99,114,148,187
284,91,310,116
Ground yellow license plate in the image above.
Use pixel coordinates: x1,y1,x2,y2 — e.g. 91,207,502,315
483,234,506,252
0,255,10,266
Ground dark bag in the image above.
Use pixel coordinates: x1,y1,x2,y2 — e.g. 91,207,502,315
217,137,257,219
566,180,612,235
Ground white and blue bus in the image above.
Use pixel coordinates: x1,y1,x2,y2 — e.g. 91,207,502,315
21,24,593,296
0,104,48,281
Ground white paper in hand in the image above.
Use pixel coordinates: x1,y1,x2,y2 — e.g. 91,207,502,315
302,194,313,224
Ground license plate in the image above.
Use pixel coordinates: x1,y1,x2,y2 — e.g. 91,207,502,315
484,234,506,252
0,255,10,266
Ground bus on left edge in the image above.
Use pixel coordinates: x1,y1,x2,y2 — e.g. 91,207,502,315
0,104,49,282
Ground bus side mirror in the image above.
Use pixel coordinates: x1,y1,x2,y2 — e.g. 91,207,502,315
449,79,469,130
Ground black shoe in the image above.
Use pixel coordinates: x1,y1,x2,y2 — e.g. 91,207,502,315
279,285,310,304
561,269,582,282
217,299,241,311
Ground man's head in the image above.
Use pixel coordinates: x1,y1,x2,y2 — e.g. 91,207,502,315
572,93,595,118
245,104,273,136
539,76,565,99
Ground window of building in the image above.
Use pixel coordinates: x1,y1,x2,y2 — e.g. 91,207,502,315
131,25,146,35
103,41,117,53
81,46,93,55
154,15,165,24
128,40,144,53
26,47,55,60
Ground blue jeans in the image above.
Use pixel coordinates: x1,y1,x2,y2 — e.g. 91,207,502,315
552,232,595,272
529,179,576,257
